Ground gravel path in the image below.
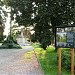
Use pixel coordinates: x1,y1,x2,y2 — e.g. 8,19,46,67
0,46,44,75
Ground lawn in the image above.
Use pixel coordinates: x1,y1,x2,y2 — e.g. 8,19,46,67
32,43,71,75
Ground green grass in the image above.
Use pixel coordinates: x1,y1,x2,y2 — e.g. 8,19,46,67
23,50,34,60
32,43,71,75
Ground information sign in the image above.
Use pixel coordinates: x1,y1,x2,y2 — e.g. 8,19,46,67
55,26,75,48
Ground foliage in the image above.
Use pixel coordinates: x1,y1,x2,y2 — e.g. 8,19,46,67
2,0,75,32
32,45,71,75
62,50,71,69
39,32,51,50
0,1,7,23
5,0,33,26
2,0,75,49
62,49,75,70
31,20,51,49
23,50,34,60
0,35,6,42
0,35,21,49
0,16,5,42
0,0,9,42
30,34,37,42
33,15,51,49
31,32,51,49
31,43,41,48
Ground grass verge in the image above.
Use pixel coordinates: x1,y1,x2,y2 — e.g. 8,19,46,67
32,43,71,75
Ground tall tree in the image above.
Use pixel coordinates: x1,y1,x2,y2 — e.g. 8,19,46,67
0,1,5,42
3,0,75,49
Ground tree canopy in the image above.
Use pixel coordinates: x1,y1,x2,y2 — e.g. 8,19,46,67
4,0,75,33
1,0,75,49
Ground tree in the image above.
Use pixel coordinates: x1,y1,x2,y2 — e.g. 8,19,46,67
0,15,4,42
3,0,75,49
0,0,5,42
0,0,21,49
6,0,33,26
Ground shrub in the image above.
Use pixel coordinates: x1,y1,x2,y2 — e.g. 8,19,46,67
0,35,21,49
62,50,75,69
31,31,51,50
30,34,37,42
32,43,41,48
40,33,51,50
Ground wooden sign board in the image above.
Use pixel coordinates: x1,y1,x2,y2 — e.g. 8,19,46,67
55,26,74,75
55,26,75,48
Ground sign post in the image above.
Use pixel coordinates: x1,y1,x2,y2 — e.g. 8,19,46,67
55,26,75,75
71,48,74,75
58,48,61,75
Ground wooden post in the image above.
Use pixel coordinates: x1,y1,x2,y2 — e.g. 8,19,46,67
58,48,62,75
71,48,74,75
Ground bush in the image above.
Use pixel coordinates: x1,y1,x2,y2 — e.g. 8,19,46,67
40,39,51,50
31,31,51,50
0,35,21,49
32,43,41,48
30,34,37,42
0,35,6,43
62,50,75,69
40,33,51,50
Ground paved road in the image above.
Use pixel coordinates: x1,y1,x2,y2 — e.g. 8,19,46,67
0,46,44,75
